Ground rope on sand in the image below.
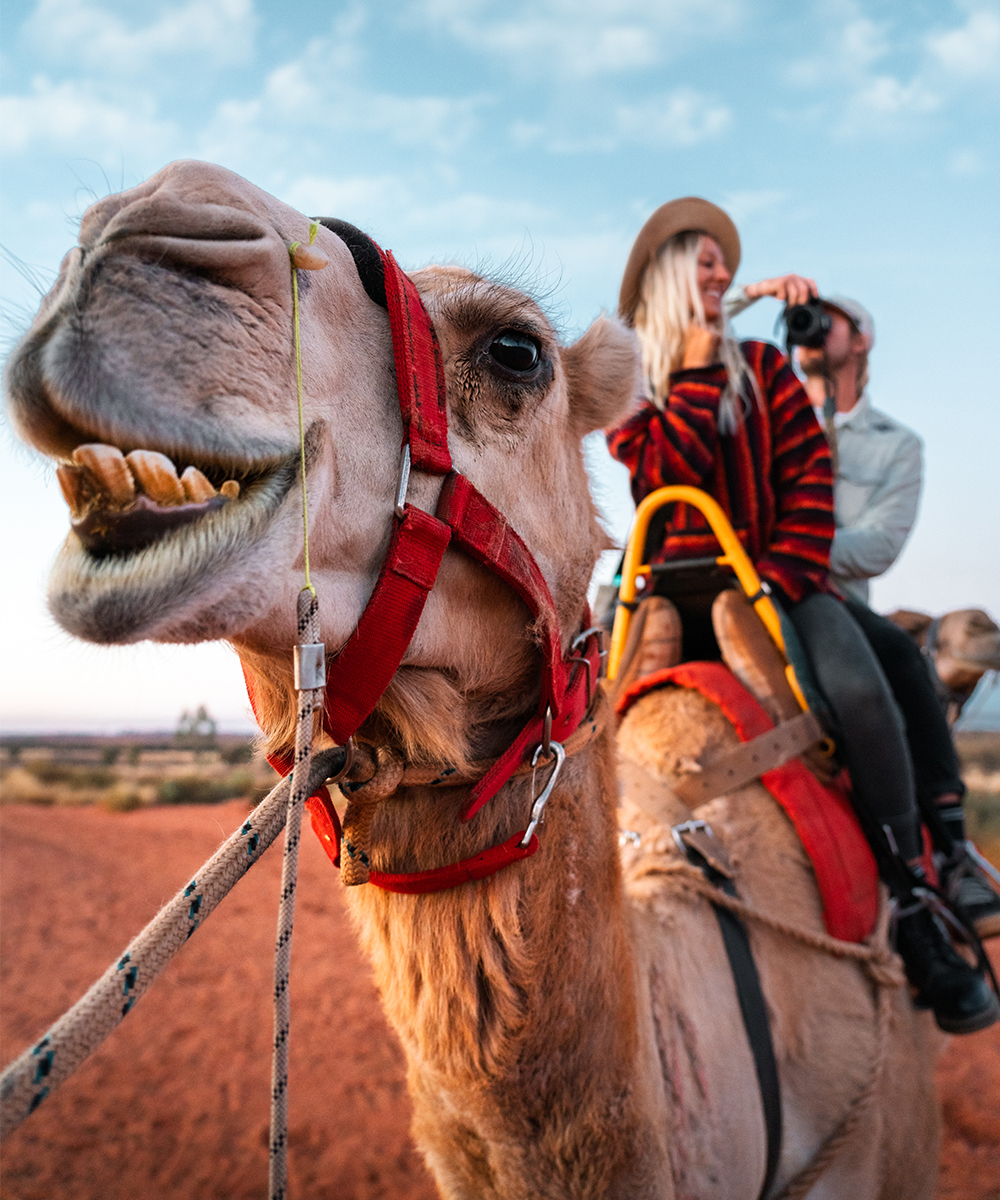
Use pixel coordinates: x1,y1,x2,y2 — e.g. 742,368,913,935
0,745,345,1143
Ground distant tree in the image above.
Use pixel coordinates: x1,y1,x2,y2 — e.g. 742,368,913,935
101,746,121,765
175,705,218,749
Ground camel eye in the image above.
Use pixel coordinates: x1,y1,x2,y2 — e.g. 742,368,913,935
488,330,541,373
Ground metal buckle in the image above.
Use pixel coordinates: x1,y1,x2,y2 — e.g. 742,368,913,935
520,741,566,847
394,444,411,519
671,818,714,855
568,625,603,702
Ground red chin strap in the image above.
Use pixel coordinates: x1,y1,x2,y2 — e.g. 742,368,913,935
242,229,601,891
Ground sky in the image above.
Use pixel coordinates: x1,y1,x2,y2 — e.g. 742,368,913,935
1,0,998,732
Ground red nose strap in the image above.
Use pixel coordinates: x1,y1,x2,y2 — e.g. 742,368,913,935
244,231,601,891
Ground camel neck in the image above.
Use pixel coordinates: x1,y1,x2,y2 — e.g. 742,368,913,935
344,725,670,1197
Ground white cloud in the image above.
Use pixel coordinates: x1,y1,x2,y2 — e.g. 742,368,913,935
926,8,1000,77
278,172,551,248
415,0,742,78
23,0,257,73
0,76,176,157
615,88,731,147
194,32,485,171
784,2,948,139
842,74,940,125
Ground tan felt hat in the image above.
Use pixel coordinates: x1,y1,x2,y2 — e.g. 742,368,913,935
618,197,740,325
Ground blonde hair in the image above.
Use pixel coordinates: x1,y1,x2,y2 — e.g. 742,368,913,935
634,231,759,434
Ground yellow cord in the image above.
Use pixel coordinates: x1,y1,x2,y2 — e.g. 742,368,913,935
288,220,321,596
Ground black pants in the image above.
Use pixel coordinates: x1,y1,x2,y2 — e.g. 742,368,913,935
786,595,923,862
842,599,964,811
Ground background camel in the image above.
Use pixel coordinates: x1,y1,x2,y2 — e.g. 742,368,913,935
5,160,939,1198
889,609,1000,726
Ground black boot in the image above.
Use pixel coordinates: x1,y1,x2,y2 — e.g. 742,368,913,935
894,899,999,1034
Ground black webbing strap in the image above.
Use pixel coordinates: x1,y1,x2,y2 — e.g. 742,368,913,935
690,850,783,1199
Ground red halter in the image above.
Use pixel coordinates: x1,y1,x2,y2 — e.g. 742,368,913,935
243,224,601,891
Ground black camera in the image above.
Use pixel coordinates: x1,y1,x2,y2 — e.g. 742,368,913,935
784,297,831,349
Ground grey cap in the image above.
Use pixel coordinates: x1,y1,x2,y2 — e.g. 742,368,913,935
822,295,874,349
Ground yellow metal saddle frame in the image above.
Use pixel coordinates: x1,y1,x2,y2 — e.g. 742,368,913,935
607,485,809,712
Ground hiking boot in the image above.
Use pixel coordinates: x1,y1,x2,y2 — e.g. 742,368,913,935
894,902,1000,1034
947,861,1000,941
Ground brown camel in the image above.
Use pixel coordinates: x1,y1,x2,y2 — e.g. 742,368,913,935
889,608,1000,725
5,161,940,1198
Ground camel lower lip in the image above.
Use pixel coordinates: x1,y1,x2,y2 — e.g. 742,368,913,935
73,493,231,556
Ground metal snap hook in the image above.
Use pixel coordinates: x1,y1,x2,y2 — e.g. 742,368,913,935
520,741,565,847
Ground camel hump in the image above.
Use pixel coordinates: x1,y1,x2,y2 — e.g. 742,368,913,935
617,662,881,943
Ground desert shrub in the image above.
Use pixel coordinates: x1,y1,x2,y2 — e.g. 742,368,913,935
101,747,121,766
26,764,117,789
220,743,254,765
0,768,55,805
100,788,144,813
156,769,255,806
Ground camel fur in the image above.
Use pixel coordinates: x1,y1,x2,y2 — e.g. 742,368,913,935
4,160,940,1198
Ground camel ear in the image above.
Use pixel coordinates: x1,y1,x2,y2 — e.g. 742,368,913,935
562,317,641,435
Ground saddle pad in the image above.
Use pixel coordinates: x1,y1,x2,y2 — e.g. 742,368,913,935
617,661,879,943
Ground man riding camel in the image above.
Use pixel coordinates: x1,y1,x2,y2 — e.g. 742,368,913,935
728,286,1000,937
606,196,998,1033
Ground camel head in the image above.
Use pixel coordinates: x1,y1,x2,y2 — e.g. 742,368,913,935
889,607,1000,713
5,160,639,759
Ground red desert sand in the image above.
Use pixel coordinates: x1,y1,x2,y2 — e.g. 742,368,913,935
1,801,997,1199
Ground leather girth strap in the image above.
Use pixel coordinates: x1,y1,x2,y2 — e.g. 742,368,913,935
620,756,782,1200
245,218,602,892
670,708,822,808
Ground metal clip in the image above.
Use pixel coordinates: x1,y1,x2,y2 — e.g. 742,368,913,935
294,642,326,691
394,443,411,519
671,818,714,856
520,741,566,847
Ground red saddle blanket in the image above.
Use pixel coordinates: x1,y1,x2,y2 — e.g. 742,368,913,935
616,660,880,944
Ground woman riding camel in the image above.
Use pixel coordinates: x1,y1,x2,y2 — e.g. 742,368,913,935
607,196,997,1034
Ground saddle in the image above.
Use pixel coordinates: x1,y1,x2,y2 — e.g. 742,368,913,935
614,586,880,944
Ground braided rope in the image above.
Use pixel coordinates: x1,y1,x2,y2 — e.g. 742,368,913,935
0,746,344,1142
640,859,904,1197
268,589,322,1200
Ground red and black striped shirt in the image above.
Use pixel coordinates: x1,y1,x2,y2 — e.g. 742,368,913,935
606,340,834,604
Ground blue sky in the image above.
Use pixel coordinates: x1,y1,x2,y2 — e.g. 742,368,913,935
2,0,998,731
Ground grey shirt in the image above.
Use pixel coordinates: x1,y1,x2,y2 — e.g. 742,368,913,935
821,394,922,604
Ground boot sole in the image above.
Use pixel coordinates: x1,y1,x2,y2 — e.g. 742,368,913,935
934,992,1000,1035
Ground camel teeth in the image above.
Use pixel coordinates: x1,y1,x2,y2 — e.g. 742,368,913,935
72,444,135,505
220,480,240,500
180,465,217,504
126,450,185,505
56,464,89,516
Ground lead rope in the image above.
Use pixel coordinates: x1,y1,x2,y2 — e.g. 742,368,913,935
269,226,327,1200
